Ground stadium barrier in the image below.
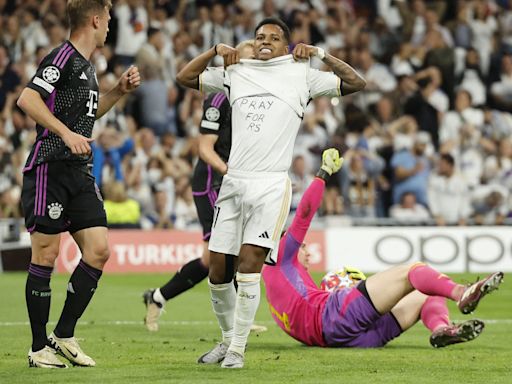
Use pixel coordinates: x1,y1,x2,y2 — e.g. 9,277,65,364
1,219,511,273
54,230,327,273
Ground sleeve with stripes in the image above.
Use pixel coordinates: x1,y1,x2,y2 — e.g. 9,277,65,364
26,43,75,100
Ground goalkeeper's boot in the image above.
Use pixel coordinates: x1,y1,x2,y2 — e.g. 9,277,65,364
457,272,504,314
48,332,96,367
143,289,163,332
221,350,244,369
28,346,67,368
430,319,484,348
198,342,229,364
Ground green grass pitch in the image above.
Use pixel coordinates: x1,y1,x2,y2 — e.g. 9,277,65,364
0,272,510,383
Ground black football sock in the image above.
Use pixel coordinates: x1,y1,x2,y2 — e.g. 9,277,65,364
159,258,209,301
54,260,102,338
26,263,53,352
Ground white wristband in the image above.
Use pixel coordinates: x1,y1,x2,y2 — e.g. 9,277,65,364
316,47,325,60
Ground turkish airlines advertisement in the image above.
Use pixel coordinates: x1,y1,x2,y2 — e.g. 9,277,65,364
55,230,326,274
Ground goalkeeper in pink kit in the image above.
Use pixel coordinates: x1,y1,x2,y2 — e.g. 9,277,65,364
262,149,504,348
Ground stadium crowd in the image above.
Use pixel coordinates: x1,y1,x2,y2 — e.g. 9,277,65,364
0,0,512,229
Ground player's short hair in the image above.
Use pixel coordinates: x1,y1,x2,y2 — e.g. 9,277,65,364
254,18,290,43
67,0,112,31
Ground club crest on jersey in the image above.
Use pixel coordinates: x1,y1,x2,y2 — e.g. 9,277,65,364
42,66,60,84
205,107,220,122
48,202,63,220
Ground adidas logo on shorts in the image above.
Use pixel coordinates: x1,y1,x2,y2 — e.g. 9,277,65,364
258,231,270,239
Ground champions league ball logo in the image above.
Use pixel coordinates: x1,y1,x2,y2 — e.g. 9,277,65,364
42,66,60,84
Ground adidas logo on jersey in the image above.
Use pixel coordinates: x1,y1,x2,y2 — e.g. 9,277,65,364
79,72,88,80
258,231,270,239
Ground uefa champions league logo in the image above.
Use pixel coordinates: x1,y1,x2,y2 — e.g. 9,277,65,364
42,66,60,84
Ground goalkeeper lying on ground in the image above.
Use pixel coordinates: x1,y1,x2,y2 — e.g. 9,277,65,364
262,148,504,348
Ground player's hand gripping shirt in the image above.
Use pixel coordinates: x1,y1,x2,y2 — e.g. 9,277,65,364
200,55,341,173
23,41,100,171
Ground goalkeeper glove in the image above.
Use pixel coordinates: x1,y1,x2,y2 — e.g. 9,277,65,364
343,266,367,281
316,148,343,181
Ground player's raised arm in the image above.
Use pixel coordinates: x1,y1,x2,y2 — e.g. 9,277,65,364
176,44,239,90
293,43,366,95
17,88,93,155
288,149,343,243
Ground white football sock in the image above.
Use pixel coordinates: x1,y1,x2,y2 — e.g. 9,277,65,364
208,279,236,345
152,288,166,306
229,272,261,356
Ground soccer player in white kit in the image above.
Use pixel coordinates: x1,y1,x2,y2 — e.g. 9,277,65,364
176,17,366,368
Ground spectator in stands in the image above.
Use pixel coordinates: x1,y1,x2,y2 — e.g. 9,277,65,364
439,89,484,150
456,123,484,189
470,184,509,225
136,26,174,85
0,44,20,112
134,64,172,136
448,1,472,49
391,133,430,207
289,155,313,212
132,128,159,171
490,53,512,111
404,67,446,149
148,184,173,229
20,7,49,60
357,48,397,107
114,0,148,66
126,161,152,227
482,137,512,184
92,127,134,188
482,106,512,142
458,48,487,106
173,175,199,230
341,144,385,218
103,181,141,229
468,0,498,75
428,154,471,226
200,3,234,64
389,191,430,223
145,155,175,228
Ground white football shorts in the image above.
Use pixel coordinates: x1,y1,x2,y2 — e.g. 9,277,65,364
208,169,291,264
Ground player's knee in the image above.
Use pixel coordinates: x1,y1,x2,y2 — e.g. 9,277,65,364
31,240,59,267
32,242,59,266
209,269,228,284
95,244,110,263
238,245,267,273
237,258,261,273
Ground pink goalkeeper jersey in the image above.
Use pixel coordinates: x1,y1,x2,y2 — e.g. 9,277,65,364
262,178,329,346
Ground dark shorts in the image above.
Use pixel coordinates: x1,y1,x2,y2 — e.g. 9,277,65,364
21,162,107,235
322,280,403,347
192,164,222,241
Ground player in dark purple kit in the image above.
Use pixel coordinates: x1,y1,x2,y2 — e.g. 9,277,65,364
17,0,140,368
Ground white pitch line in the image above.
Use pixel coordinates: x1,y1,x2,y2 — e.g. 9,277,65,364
0,319,511,326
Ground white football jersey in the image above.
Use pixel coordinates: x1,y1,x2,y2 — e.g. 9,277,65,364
199,56,341,173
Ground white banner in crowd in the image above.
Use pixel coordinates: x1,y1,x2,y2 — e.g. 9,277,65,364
326,226,512,273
